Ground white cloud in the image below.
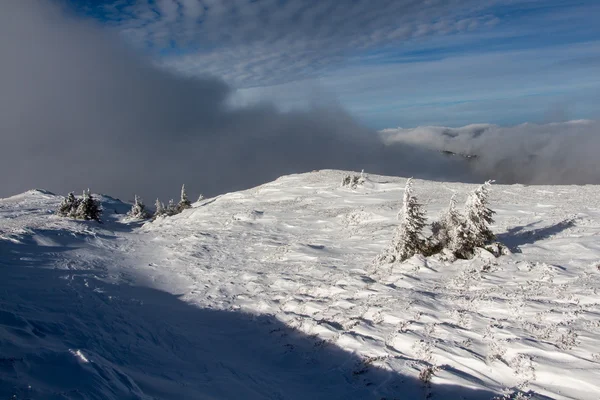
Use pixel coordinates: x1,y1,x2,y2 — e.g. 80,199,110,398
99,0,499,86
381,120,600,185
230,40,600,128
0,0,476,200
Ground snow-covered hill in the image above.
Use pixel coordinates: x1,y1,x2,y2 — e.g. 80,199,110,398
1,171,600,399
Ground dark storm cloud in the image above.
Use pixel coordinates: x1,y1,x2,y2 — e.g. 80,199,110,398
0,0,472,202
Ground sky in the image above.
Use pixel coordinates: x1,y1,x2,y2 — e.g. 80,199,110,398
0,1,598,202
69,0,600,129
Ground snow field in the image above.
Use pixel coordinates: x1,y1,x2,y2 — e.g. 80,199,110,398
2,171,600,399
143,170,600,399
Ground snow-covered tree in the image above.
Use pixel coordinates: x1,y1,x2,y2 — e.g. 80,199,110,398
177,184,191,212
197,193,204,202
166,199,178,216
56,190,101,221
127,195,150,220
385,178,428,262
341,171,366,189
153,198,166,219
431,194,471,258
56,192,79,217
464,180,496,249
73,189,102,222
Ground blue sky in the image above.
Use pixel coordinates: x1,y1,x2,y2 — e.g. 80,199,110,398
67,0,600,129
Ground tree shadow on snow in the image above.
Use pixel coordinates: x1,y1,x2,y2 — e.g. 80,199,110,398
0,240,500,400
497,218,576,253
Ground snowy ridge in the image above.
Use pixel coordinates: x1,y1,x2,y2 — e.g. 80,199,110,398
2,171,600,399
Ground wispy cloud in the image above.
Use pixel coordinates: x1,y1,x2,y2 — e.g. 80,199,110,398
233,40,600,128
77,0,600,128
91,0,501,86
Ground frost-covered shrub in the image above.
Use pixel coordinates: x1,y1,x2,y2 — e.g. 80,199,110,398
166,199,178,216
74,189,102,221
177,184,192,212
127,195,150,220
153,198,167,219
431,194,463,252
56,192,79,217
429,181,499,259
56,190,102,222
341,170,366,189
484,242,511,257
431,194,474,259
153,185,192,220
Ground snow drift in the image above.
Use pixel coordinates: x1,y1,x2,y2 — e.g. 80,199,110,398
2,171,600,399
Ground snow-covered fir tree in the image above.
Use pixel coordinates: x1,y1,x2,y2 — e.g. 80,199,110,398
73,189,102,222
56,192,79,217
431,194,471,258
154,198,166,219
166,199,178,216
464,180,495,249
177,184,192,212
127,195,150,220
197,194,204,202
386,178,428,262
431,194,454,248
341,171,366,189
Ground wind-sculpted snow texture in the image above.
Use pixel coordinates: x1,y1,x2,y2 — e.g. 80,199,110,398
1,171,600,399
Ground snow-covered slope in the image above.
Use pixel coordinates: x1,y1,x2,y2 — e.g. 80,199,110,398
2,172,600,399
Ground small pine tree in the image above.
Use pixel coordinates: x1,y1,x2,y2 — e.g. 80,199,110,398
177,184,191,212
464,180,495,249
197,193,204,202
57,192,80,217
341,171,365,189
431,196,452,250
166,199,177,216
73,189,102,222
127,195,150,220
387,178,428,262
153,198,166,219
341,175,351,187
431,194,472,258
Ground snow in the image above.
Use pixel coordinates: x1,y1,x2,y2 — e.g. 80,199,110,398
1,171,600,399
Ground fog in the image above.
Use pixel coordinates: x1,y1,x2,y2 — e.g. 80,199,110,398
0,0,472,202
1,1,596,205
381,120,600,185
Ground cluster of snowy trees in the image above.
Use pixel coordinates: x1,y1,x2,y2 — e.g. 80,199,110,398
56,189,102,222
380,178,503,263
341,170,366,189
152,184,194,219
57,184,201,222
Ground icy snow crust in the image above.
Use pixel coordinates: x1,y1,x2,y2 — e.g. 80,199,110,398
1,172,600,399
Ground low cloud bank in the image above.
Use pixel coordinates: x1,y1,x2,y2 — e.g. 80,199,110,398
381,120,600,185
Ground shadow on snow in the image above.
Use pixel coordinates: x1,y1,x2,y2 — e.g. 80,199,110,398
497,218,576,253
1,235,499,400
